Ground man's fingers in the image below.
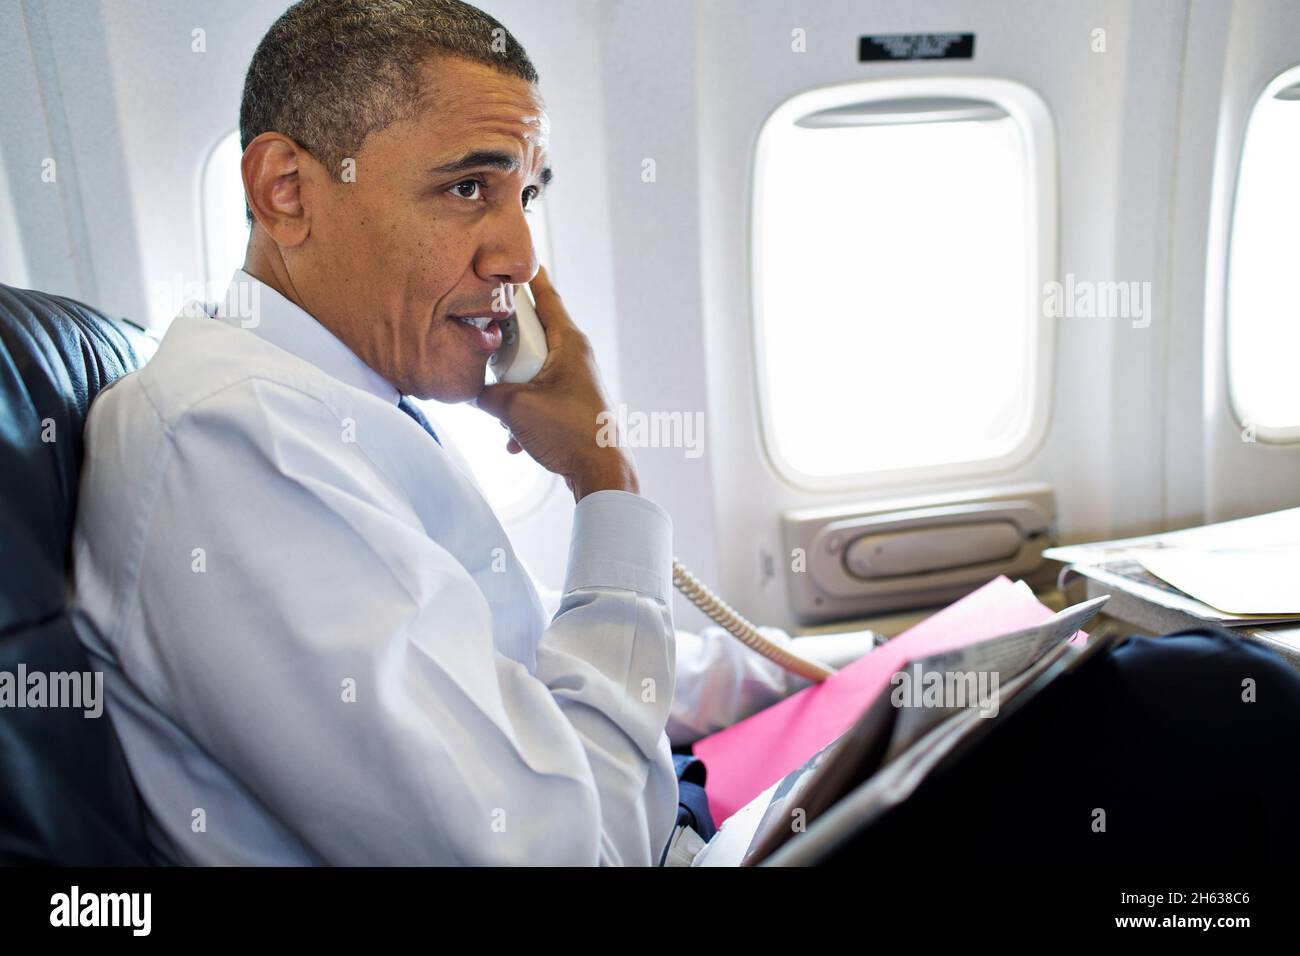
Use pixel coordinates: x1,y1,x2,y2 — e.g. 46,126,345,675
522,264,575,341
474,381,521,421
475,385,525,453
529,263,557,305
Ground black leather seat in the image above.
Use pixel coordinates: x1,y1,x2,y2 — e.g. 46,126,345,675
0,284,157,864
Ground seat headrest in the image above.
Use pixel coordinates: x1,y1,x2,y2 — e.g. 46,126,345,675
0,284,155,635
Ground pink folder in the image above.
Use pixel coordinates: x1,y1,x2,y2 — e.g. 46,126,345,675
694,576,1071,825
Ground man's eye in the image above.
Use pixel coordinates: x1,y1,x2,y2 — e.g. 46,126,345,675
522,186,540,209
451,179,484,200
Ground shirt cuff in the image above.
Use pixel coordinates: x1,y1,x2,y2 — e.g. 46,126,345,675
564,490,672,605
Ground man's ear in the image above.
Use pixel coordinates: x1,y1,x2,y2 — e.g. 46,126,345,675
241,132,314,247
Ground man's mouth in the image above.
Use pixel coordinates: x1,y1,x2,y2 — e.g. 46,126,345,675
452,315,496,331
448,314,505,351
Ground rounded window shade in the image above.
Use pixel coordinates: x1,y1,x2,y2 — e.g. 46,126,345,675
796,97,1008,128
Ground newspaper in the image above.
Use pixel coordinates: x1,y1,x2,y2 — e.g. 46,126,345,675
759,626,1122,866
733,596,1108,866
886,596,1107,757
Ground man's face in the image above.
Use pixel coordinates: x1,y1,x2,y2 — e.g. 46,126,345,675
290,56,550,402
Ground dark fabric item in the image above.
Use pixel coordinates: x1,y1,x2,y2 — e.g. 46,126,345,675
673,753,716,842
0,620,154,865
818,627,1300,866
0,284,156,864
397,396,442,446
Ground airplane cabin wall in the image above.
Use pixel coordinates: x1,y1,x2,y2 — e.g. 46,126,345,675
1183,0,1300,524
628,0,1201,628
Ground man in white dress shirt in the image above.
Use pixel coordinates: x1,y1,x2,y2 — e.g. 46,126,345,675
71,0,869,866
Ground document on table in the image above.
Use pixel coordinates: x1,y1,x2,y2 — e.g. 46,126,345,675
1044,506,1300,621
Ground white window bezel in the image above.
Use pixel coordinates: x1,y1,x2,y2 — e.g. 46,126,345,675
1224,63,1300,445
200,129,250,297
749,75,1058,493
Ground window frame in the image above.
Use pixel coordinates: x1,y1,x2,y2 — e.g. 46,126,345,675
200,129,250,298
748,76,1058,493
1224,63,1300,445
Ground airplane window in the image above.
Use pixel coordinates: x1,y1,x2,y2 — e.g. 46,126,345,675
201,129,557,521
1227,67,1300,442
201,130,252,297
752,84,1049,488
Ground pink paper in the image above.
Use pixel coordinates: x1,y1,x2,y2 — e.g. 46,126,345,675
694,576,1066,824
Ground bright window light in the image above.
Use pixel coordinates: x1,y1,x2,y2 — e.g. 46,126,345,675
415,397,557,522
202,130,251,295
1227,68,1300,442
753,81,1050,488
201,129,557,520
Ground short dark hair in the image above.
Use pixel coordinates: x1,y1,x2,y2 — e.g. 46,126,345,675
239,0,538,221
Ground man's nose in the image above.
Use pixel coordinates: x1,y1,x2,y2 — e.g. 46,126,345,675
476,202,539,288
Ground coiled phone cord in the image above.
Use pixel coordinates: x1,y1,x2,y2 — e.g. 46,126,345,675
671,558,836,683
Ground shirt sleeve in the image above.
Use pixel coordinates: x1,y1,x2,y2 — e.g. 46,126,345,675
530,568,832,749
128,379,678,865
666,625,802,747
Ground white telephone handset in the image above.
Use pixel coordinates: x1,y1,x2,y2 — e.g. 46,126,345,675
487,280,846,683
488,283,548,384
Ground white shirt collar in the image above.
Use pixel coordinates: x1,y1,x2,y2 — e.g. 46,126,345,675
209,269,401,406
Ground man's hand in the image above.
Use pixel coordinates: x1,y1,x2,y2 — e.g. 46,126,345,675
476,265,638,502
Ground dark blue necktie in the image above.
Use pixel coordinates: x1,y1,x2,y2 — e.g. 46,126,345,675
397,396,441,446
